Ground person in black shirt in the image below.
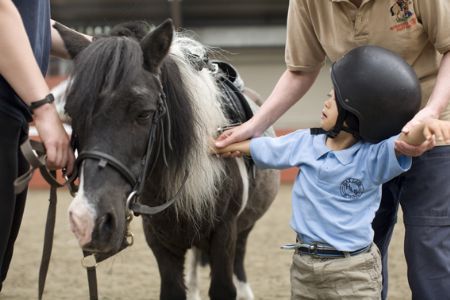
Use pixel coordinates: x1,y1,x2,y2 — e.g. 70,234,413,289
0,0,90,290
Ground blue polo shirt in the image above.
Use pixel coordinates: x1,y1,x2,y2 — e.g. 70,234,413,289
250,129,411,251
0,0,51,122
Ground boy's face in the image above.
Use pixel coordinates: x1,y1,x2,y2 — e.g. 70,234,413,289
320,90,339,131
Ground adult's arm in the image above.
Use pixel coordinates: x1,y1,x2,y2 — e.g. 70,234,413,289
396,51,450,155
215,68,320,148
0,1,74,173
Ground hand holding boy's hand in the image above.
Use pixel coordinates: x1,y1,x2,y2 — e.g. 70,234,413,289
401,106,438,135
214,120,259,157
215,119,263,148
422,119,450,144
396,107,439,157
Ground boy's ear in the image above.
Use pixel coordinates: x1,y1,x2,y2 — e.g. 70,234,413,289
53,22,91,59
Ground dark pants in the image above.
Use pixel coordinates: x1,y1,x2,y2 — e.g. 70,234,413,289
373,145,450,300
0,111,29,291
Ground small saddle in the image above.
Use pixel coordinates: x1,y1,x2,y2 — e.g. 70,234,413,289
212,61,256,176
213,61,254,126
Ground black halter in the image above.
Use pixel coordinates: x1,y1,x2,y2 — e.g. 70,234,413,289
73,75,188,216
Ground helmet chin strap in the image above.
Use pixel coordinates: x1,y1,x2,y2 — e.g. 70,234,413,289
311,109,360,139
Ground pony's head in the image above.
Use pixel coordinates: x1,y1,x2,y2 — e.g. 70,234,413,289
64,19,226,255
66,20,177,253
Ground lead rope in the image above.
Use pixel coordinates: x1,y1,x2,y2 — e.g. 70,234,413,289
83,250,98,300
37,172,57,300
14,139,77,300
81,207,135,300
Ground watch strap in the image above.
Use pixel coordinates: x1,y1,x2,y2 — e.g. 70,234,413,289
29,93,55,113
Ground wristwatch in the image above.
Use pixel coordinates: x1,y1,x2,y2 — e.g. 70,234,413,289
29,93,55,113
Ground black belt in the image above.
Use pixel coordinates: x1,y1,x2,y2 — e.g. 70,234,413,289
295,243,371,258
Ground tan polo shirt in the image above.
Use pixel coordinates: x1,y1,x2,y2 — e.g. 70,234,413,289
285,0,450,121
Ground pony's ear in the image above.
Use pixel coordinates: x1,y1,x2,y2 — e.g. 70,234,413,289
140,19,174,73
53,22,91,59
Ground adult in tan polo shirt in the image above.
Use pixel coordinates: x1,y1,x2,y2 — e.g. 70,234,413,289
215,0,450,299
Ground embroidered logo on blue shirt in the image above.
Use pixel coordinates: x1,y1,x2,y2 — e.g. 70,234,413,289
340,178,364,199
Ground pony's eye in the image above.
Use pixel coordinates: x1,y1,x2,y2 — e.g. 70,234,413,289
137,111,153,122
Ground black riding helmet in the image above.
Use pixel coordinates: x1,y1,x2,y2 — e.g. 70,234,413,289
327,45,421,143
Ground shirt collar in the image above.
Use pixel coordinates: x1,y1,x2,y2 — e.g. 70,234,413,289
312,134,363,165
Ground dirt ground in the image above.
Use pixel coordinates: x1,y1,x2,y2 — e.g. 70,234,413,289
2,185,411,300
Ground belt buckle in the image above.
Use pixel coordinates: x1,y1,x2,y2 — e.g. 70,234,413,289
309,242,320,258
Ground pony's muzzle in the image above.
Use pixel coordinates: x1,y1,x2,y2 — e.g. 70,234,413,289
69,210,95,247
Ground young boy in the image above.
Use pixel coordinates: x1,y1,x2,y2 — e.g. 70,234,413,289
214,46,450,299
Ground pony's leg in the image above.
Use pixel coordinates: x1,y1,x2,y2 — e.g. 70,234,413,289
234,226,255,300
150,241,187,300
209,220,238,300
185,248,202,300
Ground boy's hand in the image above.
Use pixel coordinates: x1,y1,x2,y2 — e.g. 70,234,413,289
209,142,246,158
209,138,251,158
395,139,434,157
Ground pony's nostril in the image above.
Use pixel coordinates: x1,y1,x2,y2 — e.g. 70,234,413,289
97,213,115,234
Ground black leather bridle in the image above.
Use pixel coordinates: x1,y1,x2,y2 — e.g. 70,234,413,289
73,75,188,217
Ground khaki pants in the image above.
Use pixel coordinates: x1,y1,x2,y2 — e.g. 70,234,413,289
290,244,382,299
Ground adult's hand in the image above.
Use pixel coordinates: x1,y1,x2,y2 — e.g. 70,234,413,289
401,106,438,135
397,106,438,156
33,104,75,174
214,121,256,157
215,118,262,146
423,119,450,144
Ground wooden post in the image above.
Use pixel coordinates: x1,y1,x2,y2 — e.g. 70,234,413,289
169,0,182,29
